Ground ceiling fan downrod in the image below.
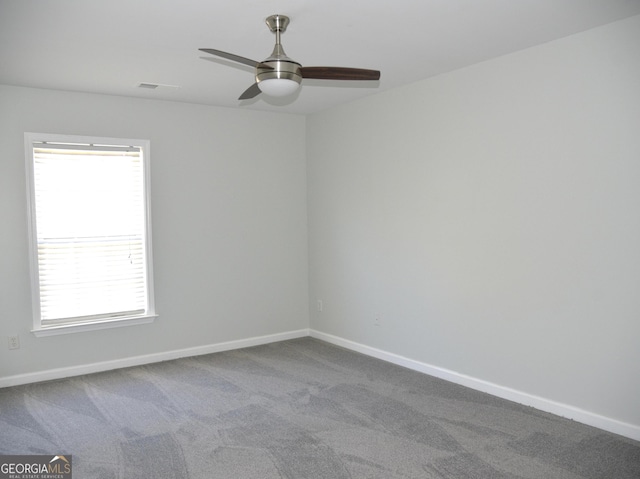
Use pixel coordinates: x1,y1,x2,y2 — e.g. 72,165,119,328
266,14,289,45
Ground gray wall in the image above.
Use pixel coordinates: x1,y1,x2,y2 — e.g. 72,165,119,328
0,86,309,377
307,15,640,428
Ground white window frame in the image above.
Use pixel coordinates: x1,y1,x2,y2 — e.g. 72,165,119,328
25,132,157,337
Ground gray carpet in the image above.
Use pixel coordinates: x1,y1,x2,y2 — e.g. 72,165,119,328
1,337,639,478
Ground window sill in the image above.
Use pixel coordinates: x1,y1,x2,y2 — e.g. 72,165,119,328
31,314,158,337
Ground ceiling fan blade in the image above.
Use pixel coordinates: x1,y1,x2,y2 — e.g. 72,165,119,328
239,83,262,100
199,48,261,68
300,67,380,81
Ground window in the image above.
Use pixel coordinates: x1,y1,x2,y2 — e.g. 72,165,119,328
25,133,156,336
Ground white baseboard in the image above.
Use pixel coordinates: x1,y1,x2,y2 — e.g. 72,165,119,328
0,329,310,389
2,327,638,442
309,329,640,442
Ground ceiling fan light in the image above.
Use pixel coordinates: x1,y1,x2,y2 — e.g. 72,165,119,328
257,78,300,97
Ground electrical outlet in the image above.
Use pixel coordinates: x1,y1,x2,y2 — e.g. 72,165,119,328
317,300,323,312
374,316,381,327
8,335,20,350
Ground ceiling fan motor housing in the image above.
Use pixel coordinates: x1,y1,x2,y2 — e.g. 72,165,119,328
257,59,302,85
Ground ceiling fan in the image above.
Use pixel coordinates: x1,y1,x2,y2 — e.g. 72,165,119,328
199,14,381,100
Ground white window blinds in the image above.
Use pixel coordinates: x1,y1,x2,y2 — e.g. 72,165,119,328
27,136,153,327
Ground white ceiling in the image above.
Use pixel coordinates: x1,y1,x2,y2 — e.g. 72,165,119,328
2,0,640,115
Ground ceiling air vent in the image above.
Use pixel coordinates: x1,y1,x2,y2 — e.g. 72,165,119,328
136,83,180,90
